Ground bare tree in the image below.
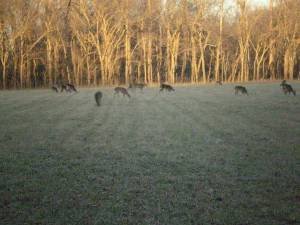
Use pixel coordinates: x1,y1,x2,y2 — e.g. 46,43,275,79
0,0,299,89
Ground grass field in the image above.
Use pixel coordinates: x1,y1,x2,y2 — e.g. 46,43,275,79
0,83,299,225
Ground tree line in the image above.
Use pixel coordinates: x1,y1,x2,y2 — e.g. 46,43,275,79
0,0,299,89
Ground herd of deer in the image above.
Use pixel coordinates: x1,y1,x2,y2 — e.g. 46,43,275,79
51,80,296,107
94,83,175,106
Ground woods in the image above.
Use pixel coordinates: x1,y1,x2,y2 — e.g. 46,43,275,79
0,0,299,89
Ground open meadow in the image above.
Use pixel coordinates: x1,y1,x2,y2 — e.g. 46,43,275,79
0,82,299,225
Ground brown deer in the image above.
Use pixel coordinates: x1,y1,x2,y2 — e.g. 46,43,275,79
114,87,131,98
61,83,78,93
160,83,175,92
94,91,103,106
234,86,248,95
281,83,296,96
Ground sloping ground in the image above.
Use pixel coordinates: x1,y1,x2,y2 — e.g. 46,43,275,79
0,83,299,225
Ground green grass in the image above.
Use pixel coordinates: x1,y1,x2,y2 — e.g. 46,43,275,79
0,83,299,225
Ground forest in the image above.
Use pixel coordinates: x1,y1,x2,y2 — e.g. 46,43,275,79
0,0,299,89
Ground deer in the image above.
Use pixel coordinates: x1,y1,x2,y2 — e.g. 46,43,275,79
114,87,131,98
160,83,175,92
234,86,248,95
94,91,103,106
61,83,78,93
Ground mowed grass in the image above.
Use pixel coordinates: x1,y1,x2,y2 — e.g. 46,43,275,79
0,83,299,225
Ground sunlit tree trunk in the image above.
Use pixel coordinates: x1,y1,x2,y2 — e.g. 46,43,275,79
215,0,224,82
166,28,179,84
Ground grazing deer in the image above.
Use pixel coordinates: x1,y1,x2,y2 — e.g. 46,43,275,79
61,83,77,93
94,91,103,106
281,83,296,96
234,86,248,95
160,83,175,92
128,83,147,91
114,87,131,98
